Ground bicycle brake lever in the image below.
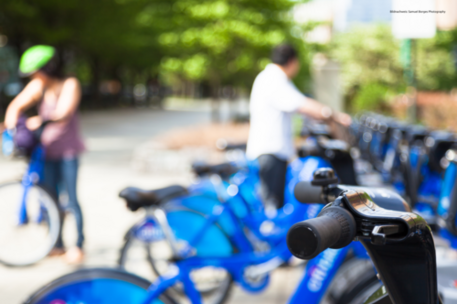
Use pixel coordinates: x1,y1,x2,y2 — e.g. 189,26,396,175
371,224,404,246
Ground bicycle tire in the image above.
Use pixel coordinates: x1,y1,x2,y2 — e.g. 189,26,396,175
321,257,380,304
119,231,234,304
0,181,61,266
24,267,177,304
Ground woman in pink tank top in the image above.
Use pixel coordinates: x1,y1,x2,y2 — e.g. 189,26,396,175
5,45,85,264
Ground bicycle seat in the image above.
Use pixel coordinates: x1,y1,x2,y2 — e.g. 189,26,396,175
119,185,188,211
223,143,246,151
426,131,456,173
192,162,238,179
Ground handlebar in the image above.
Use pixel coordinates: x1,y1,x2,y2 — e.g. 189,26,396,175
287,199,356,259
2,119,52,157
293,181,410,212
293,181,326,204
289,152,439,303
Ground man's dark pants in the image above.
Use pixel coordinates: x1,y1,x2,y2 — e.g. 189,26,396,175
257,154,288,210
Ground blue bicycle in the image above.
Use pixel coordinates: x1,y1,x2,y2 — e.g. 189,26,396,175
0,125,61,266
24,167,412,304
116,156,330,304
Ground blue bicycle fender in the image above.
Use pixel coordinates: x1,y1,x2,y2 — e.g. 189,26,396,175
167,210,233,257
176,195,239,236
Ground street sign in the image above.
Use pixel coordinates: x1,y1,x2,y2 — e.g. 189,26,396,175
392,0,436,39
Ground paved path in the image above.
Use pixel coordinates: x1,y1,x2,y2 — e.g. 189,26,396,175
0,108,302,304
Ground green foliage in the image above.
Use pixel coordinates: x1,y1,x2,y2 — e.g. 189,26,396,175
416,31,457,91
353,83,391,112
0,0,168,89
329,24,405,105
154,0,311,89
328,24,457,113
0,0,312,95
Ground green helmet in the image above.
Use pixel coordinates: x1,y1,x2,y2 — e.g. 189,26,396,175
19,45,55,77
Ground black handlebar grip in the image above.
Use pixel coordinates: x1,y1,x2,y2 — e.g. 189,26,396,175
287,205,356,260
293,181,324,204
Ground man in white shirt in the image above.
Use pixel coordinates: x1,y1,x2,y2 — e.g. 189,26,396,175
246,44,350,210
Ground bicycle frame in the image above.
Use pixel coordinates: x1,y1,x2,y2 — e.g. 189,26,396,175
126,156,372,304
128,156,333,259
141,242,368,304
18,145,46,225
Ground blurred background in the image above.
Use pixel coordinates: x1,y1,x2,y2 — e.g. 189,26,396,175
1,0,457,303
1,0,457,124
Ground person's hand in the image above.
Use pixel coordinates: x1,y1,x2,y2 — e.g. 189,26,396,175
26,116,43,131
334,112,352,127
4,115,18,130
0,122,5,133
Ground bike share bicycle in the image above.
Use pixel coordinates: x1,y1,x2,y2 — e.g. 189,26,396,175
351,114,457,303
116,121,362,304
24,167,420,304
115,155,334,303
26,115,457,304
354,114,456,227
24,125,397,304
0,118,61,266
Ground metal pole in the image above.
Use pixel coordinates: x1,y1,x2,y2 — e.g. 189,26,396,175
410,39,417,123
401,39,417,123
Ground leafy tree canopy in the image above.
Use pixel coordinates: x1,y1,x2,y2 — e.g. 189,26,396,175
0,0,312,94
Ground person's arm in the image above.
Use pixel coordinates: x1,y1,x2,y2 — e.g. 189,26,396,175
296,96,332,120
4,78,44,129
297,97,352,126
25,78,82,131
269,79,351,126
49,77,81,122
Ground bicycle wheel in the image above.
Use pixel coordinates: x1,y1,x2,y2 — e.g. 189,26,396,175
24,268,177,304
119,233,234,304
321,257,381,304
0,181,61,266
118,230,165,280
